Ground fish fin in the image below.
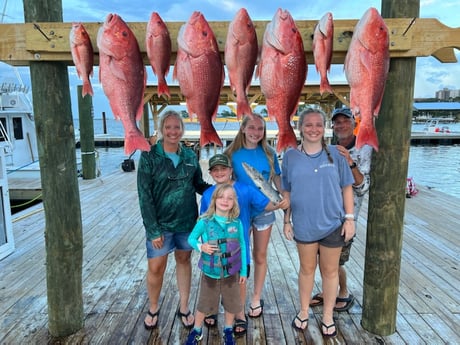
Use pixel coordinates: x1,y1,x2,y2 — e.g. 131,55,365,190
124,131,151,155
82,80,94,97
236,98,252,120
319,77,332,95
200,128,223,147
356,125,379,152
157,80,170,99
276,129,298,153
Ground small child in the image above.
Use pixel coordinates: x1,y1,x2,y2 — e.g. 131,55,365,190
185,184,247,345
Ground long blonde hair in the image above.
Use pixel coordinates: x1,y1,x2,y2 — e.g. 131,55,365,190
225,113,276,181
202,184,240,220
298,107,333,163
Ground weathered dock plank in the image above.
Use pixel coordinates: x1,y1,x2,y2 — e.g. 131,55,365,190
1,168,459,344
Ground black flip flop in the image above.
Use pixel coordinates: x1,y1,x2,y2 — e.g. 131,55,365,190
291,314,308,331
204,314,218,327
177,309,194,329
144,310,159,330
309,293,324,307
233,317,248,337
248,299,264,318
334,294,354,312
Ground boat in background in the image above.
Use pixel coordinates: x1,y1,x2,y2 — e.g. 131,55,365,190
0,83,39,179
423,118,452,134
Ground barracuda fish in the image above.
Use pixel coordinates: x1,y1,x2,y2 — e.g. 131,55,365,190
242,162,282,203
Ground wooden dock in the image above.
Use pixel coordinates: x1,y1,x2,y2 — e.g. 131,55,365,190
1,165,459,344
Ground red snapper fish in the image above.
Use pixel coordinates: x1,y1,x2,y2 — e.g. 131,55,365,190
173,11,224,147
70,22,94,97
224,8,258,119
312,12,333,95
146,12,171,99
344,7,390,151
256,8,307,152
97,13,150,155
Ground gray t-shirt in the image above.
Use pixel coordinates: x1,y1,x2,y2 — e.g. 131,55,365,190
282,145,354,242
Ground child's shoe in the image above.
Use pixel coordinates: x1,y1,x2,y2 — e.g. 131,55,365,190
223,327,235,345
185,328,203,345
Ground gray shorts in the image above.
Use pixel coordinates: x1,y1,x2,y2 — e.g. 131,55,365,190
294,224,346,248
146,231,193,259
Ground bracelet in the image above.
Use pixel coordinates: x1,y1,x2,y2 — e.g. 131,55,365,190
344,214,355,220
284,221,291,224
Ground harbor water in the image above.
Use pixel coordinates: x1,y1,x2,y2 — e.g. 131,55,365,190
77,119,460,199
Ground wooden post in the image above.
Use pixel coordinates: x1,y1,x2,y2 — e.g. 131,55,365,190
77,85,96,179
361,0,419,335
23,0,83,337
102,111,107,134
140,103,150,138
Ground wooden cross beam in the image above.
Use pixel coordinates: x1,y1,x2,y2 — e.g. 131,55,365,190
0,18,459,66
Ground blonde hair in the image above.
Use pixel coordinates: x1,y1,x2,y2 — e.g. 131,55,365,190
225,113,276,181
298,107,333,163
158,110,184,140
203,184,240,220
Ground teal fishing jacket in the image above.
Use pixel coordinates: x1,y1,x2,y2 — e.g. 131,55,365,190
137,141,210,240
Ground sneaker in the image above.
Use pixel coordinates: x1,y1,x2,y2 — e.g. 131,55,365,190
185,329,203,345
223,328,235,345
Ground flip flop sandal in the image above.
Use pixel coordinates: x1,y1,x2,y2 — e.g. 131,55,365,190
334,294,354,312
233,317,248,337
321,321,337,337
291,314,308,331
248,299,264,318
309,293,324,307
204,314,218,327
177,309,194,329
144,309,159,330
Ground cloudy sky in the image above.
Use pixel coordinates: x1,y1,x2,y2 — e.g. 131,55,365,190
1,0,459,119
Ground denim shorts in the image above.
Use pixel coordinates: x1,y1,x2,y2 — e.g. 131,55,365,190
252,211,276,231
146,231,193,259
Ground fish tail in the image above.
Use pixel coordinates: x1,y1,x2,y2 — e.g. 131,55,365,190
157,80,170,99
319,77,332,95
356,125,379,151
236,98,252,120
276,130,298,153
82,80,94,97
200,128,223,147
124,131,151,155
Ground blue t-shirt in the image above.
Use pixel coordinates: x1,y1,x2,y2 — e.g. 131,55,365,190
231,145,281,188
200,181,269,263
281,146,354,242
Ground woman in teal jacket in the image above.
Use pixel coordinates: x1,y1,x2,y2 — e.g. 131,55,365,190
137,110,210,330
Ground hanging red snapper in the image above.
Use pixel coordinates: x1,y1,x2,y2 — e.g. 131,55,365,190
312,12,333,95
70,22,94,97
173,11,224,147
146,12,172,99
224,8,258,119
97,13,150,155
344,7,390,151
257,8,307,152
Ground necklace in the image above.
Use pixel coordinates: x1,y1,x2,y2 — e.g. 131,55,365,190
301,146,323,173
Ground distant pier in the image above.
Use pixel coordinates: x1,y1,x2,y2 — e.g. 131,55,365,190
79,130,460,148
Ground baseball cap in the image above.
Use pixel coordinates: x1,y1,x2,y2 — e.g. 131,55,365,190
208,154,231,170
331,107,353,121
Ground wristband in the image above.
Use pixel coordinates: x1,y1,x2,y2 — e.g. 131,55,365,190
344,214,355,220
284,221,291,224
